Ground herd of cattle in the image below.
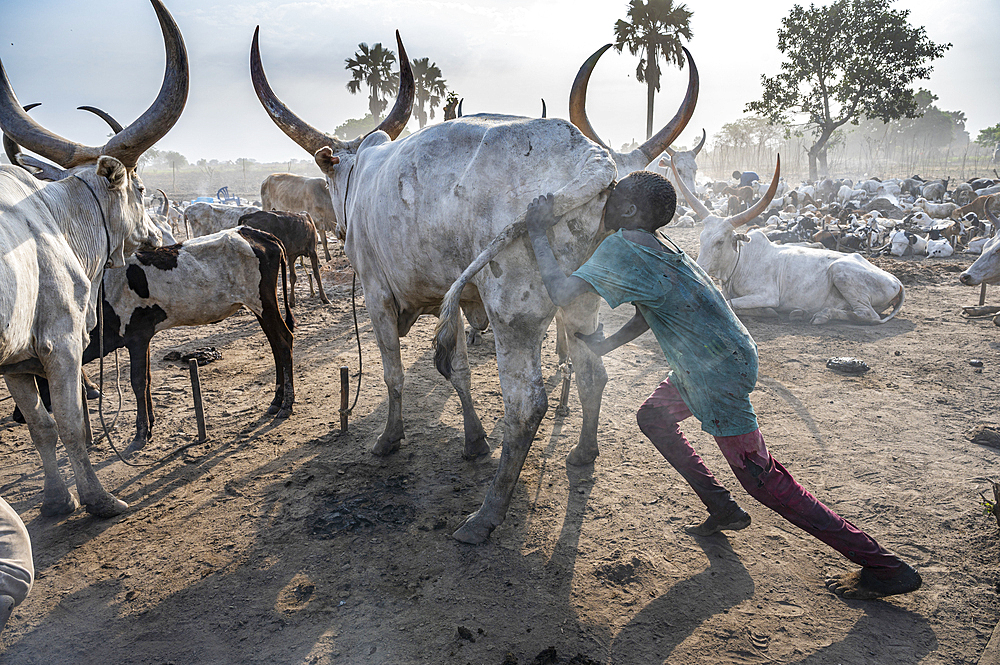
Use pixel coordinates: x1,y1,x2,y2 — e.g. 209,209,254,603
1,0,999,632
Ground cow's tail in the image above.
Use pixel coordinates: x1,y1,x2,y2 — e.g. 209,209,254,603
433,214,527,379
279,247,295,333
877,283,905,324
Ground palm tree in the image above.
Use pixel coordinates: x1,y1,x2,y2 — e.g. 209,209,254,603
613,0,693,140
345,42,400,121
411,57,448,129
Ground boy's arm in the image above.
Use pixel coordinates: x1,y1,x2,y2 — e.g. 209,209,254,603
575,306,649,356
526,194,595,307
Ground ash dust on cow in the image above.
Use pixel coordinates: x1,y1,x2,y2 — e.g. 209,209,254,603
0,228,998,664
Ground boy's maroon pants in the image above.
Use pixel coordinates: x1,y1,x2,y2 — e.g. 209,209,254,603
637,377,903,578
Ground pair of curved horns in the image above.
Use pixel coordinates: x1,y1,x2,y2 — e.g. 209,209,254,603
570,44,699,163
670,154,781,228
251,27,414,156
665,128,706,157
0,0,188,169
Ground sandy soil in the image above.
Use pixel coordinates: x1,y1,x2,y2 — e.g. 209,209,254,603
0,226,998,665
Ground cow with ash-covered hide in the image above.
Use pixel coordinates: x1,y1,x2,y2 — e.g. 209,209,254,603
0,0,184,517
252,31,698,543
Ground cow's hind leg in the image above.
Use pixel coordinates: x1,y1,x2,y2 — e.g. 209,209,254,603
559,294,608,466
256,309,295,418
443,316,489,459
124,340,154,455
309,250,330,304
453,322,548,544
5,375,78,516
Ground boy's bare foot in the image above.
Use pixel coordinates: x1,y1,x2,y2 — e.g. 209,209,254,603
825,562,922,600
683,506,751,536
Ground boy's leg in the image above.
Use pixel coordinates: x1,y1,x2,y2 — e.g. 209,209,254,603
637,378,750,535
715,429,921,599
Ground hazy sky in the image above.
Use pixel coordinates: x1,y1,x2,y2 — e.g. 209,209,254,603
2,0,998,164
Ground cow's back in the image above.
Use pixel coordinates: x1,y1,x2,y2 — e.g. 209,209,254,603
346,115,616,300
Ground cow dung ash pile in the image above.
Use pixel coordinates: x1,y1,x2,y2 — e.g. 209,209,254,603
825,357,871,375
967,424,1000,449
162,347,222,366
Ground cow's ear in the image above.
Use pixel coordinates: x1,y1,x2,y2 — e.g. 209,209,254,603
315,147,340,173
96,156,128,190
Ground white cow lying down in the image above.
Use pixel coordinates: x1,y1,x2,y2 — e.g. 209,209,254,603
672,156,905,324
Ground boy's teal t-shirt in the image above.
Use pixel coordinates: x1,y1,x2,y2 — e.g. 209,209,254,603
572,229,759,437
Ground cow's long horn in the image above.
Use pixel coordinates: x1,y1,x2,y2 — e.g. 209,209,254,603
541,99,546,118
986,195,999,233
369,31,413,141
2,102,39,167
251,26,337,156
692,128,707,156
157,188,170,216
100,0,188,168
568,44,612,150
637,48,699,163
78,106,125,134
668,154,710,221
729,155,781,228
0,0,187,169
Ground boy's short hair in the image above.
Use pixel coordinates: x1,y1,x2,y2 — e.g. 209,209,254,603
732,170,741,180
620,170,677,226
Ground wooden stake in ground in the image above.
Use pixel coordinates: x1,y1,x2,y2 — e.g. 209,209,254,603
340,366,349,433
980,283,987,307
189,358,207,442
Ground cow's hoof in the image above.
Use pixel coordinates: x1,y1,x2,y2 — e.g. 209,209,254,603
566,443,598,467
40,492,79,517
123,438,148,456
10,408,24,424
320,296,331,305
85,386,102,400
554,404,570,417
452,513,493,544
273,407,293,419
466,328,482,346
789,309,806,322
462,436,490,460
372,436,402,456
85,494,128,518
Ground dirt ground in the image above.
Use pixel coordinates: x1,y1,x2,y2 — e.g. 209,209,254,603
0,226,998,665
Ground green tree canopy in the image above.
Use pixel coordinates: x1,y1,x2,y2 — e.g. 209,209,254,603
411,57,448,129
334,114,411,141
976,123,1000,147
746,0,949,180
345,42,400,121
613,0,692,140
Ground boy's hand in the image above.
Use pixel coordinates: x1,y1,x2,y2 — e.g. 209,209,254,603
526,193,556,237
574,323,606,356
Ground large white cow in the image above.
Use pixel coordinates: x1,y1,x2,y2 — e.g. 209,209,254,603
184,201,261,238
960,200,1000,286
672,157,905,325
260,173,338,260
252,32,697,543
0,0,185,517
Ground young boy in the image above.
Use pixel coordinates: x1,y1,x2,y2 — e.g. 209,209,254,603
525,170,921,600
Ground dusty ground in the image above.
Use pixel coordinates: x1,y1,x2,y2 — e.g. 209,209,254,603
0,226,998,665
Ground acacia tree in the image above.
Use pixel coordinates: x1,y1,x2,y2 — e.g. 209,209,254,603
345,42,399,121
746,0,949,180
411,57,448,128
613,0,693,140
